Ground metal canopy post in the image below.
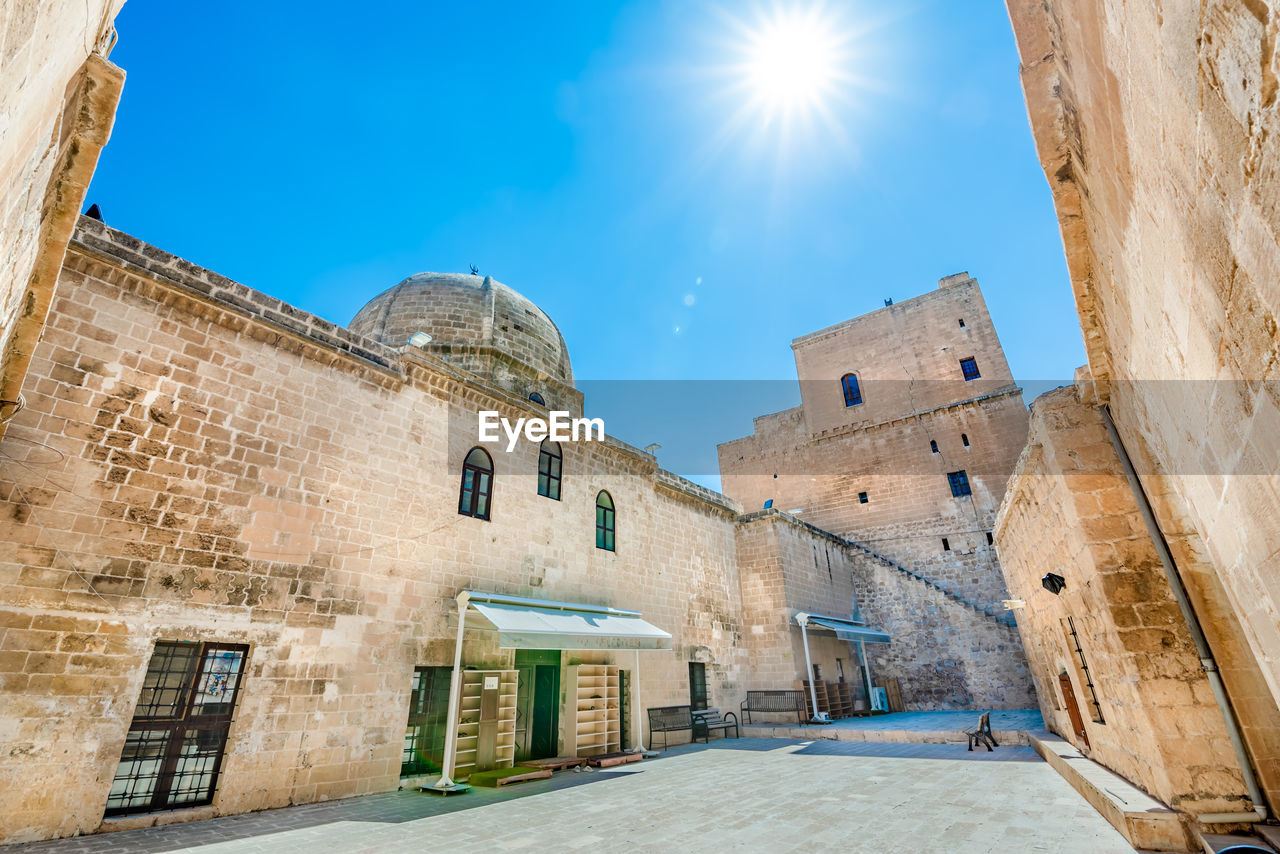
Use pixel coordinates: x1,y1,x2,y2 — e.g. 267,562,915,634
630,649,642,752
427,591,471,794
796,614,828,724
857,640,874,711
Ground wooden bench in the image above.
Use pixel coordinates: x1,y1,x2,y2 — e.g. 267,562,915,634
691,707,739,743
740,690,807,725
647,704,693,750
965,712,999,751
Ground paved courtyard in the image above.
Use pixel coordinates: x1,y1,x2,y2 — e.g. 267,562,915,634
7,739,1135,854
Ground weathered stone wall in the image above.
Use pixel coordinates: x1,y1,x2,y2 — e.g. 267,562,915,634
1006,0,1280,819
791,274,1015,437
0,219,752,843
719,276,1033,707
0,0,124,431
735,511,1036,711
995,386,1274,817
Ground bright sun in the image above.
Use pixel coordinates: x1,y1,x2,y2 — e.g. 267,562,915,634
746,12,839,113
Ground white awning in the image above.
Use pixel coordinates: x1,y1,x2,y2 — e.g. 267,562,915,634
797,612,891,644
464,591,672,651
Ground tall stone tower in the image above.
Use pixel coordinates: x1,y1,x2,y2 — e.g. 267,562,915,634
719,272,1030,615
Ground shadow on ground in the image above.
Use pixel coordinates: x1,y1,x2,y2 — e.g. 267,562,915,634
5,738,1043,853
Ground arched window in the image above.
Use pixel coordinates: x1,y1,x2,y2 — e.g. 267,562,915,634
841,373,863,407
961,433,970,448
930,440,939,454
537,440,561,500
595,491,615,551
458,447,493,520
529,392,545,406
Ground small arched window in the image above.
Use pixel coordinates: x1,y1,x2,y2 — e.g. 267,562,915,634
841,373,863,407
930,440,939,454
961,433,970,448
537,440,561,500
529,392,545,406
458,447,493,520
595,491,615,551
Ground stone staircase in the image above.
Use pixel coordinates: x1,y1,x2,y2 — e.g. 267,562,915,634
845,541,1019,628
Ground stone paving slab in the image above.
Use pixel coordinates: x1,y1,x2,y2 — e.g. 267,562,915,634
5,738,1135,854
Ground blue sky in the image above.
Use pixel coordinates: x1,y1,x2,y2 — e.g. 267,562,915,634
92,1,1083,482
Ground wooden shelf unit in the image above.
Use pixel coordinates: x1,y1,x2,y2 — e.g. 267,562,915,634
567,664,622,757
453,669,517,780
829,681,854,719
801,680,844,719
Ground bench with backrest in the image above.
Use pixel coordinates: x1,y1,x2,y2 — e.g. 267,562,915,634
740,690,807,725
965,711,999,751
647,704,693,750
691,707,739,743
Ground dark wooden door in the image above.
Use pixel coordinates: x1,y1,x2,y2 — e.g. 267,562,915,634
1059,672,1090,748
688,662,708,711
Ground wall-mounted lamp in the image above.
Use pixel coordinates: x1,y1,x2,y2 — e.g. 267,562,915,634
1041,572,1066,595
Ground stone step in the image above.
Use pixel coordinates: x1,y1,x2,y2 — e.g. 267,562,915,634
1027,730,1194,852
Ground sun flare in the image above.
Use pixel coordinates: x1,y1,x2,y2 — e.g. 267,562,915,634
745,11,840,114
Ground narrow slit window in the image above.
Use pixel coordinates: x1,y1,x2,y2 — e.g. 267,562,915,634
960,358,981,381
537,440,561,501
106,641,249,816
930,439,938,454
458,447,494,520
958,318,966,328
841,373,863,407
942,538,950,551
595,490,615,551
961,433,970,448
986,532,994,545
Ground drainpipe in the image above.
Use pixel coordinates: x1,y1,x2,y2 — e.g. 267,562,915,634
429,591,471,793
1102,406,1267,824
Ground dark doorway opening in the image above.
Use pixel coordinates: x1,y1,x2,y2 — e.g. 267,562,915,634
688,662,708,711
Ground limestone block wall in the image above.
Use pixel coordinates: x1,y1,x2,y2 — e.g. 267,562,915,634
735,512,864,694
736,511,1036,711
0,219,747,843
720,389,1028,539
718,275,1029,629
995,385,1275,815
791,275,1015,436
1006,0,1280,774
0,0,124,429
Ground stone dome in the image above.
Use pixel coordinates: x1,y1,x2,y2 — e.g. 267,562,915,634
349,273,573,386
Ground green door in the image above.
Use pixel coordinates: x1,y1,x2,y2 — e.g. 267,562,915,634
514,650,560,760
531,664,560,758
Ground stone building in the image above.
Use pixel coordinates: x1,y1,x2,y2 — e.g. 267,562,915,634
0,216,1032,843
0,0,124,439
719,274,1036,711
996,0,1280,847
